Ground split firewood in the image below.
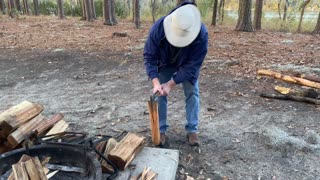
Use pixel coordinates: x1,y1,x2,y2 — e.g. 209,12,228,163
7,114,47,148
274,86,319,99
0,101,43,139
260,93,320,105
46,170,59,179
108,133,145,171
131,167,158,180
147,100,160,145
258,69,320,89
8,154,33,180
44,120,69,138
24,159,41,180
12,163,28,180
31,157,48,180
101,138,118,173
35,113,64,136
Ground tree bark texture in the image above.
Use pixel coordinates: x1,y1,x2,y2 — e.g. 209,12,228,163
283,0,289,21
236,0,254,32
132,0,135,22
22,0,30,15
134,0,140,28
90,0,96,19
254,0,263,30
313,12,320,34
57,0,65,19
103,0,113,25
151,0,156,23
278,0,282,19
219,0,225,24
111,0,117,24
0,0,5,14
80,0,87,20
7,0,15,17
211,0,218,26
14,0,22,12
33,0,39,15
84,0,93,21
298,0,311,32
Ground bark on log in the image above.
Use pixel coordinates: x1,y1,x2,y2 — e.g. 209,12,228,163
108,133,145,170
7,114,47,148
258,69,320,89
300,74,320,84
35,113,64,136
260,93,320,105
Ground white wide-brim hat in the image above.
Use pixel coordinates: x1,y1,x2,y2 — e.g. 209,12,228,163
163,4,201,48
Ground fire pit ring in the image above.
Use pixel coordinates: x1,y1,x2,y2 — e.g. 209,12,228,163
0,144,102,180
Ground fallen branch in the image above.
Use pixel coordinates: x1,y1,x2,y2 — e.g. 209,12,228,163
260,93,320,105
258,69,320,89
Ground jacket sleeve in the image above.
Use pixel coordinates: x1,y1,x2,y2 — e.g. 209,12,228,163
173,29,208,85
143,24,161,81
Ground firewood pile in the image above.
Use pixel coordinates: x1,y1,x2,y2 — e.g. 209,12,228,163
0,101,68,154
258,69,320,104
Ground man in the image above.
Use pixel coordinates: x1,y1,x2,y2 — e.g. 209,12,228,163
143,1,208,146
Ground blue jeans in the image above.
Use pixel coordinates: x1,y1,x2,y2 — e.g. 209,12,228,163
158,67,200,134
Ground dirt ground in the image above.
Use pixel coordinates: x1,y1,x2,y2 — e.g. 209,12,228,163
1,16,320,179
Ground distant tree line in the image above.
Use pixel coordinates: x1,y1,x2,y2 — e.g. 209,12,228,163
0,0,319,33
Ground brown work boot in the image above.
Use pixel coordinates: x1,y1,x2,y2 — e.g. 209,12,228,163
187,133,200,146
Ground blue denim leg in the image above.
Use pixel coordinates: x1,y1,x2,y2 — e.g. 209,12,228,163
183,80,200,133
158,67,176,133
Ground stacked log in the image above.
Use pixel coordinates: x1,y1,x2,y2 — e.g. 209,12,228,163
0,101,68,154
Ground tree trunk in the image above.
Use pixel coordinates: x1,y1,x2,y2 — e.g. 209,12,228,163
22,0,30,15
127,0,130,18
219,0,225,24
7,0,15,17
0,0,6,14
111,0,117,24
84,0,93,21
277,0,282,19
90,0,96,19
14,0,22,12
283,0,289,21
103,0,113,25
236,0,254,32
81,0,86,20
134,0,140,28
33,0,39,16
132,0,135,22
298,0,311,32
211,0,218,26
57,0,65,19
151,0,156,23
313,12,320,34
254,0,263,30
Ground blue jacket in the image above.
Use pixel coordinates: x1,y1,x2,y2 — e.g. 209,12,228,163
143,3,208,85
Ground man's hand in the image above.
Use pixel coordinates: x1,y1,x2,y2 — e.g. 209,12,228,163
152,78,164,95
161,79,176,96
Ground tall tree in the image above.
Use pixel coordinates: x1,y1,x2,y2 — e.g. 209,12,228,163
14,0,22,12
236,0,254,32
0,0,5,14
33,0,39,16
57,0,65,19
22,0,30,15
103,0,113,25
211,0,218,26
7,0,15,17
277,0,282,19
312,12,320,34
90,0,96,19
254,0,263,30
219,0,225,24
111,0,117,24
283,0,289,21
84,0,93,21
151,0,156,23
298,0,311,32
81,0,86,20
134,0,140,28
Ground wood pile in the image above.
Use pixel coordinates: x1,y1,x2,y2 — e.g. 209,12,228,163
258,69,320,104
0,101,68,154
